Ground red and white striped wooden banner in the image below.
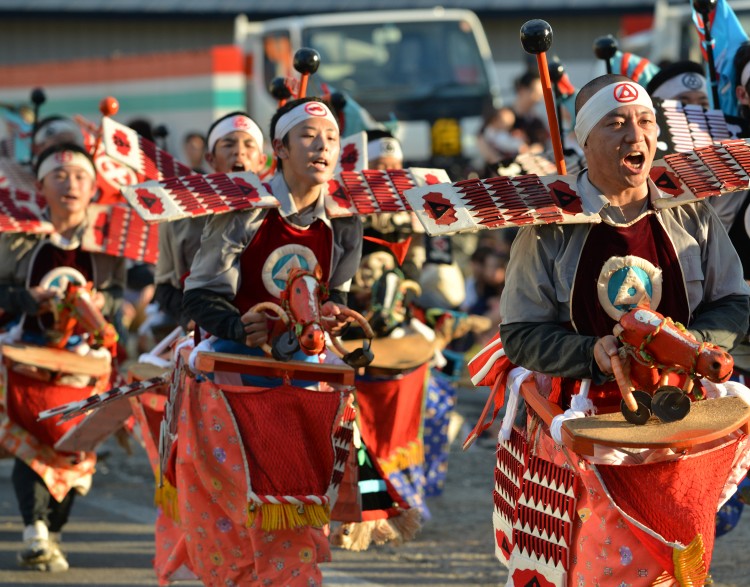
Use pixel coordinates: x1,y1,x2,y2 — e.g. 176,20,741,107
120,171,279,223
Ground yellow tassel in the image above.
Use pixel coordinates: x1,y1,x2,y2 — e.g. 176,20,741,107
246,503,331,531
379,441,424,476
153,469,180,523
672,534,707,587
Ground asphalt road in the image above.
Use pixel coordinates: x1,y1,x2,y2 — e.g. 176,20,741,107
0,386,748,586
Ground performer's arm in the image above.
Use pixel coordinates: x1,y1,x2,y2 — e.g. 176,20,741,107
153,283,184,326
329,215,363,296
688,294,749,351
500,321,609,383
182,288,245,342
689,201,750,349
0,234,40,315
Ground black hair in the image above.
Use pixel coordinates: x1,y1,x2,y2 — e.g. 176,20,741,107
127,118,154,142
514,70,540,92
365,128,396,142
34,142,95,178
33,115,73,141
733,41,750,119
645,60,705,97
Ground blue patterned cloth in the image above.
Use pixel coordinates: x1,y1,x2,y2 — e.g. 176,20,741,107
422,372,457,498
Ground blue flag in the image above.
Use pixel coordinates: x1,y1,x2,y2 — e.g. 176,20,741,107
691,0,748,115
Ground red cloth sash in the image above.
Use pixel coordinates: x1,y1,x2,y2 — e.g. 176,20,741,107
222,383,343,496
233,208,333,313
5,370,93,447
354,364,429,472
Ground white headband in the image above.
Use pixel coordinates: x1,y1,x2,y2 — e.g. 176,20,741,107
274,101,339,141
207,114,264,153
34,118,83,145
574,81,655,146
367,137,403,162
37,150,96,181
651,72,707,100
741,61,750,88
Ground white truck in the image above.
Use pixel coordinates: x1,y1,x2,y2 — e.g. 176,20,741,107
235,8,502,175
0,8,501,177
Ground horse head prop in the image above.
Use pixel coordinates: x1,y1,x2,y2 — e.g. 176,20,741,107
248,265,375,368
39,266,119,353
611,305,734,425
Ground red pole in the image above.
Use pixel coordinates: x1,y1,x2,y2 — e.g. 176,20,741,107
536,52,566,175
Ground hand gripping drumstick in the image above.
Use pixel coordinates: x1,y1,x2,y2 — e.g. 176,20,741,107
520,20,567,175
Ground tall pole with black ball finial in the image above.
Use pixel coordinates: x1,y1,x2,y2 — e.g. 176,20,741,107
293,48,321,99
520,19,567,175
29,87,46,161
593,35,618,75
269,77,293,107
693,0,720,108
548,56,567,149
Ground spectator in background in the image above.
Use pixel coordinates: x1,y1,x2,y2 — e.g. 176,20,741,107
511,70,549,152
183,132,207,173
460,245,508,349
476,106,527,175
645,60,710,108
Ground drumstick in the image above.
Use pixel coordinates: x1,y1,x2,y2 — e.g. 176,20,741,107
520,20,567,175
293,48,321,99
610,352,639,413
593,35,618,75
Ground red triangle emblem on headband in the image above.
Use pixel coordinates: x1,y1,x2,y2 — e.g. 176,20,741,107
613,83,638,103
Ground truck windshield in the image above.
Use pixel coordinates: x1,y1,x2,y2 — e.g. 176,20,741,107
300,20,491,120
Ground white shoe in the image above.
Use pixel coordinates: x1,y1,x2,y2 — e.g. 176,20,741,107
17,521,52,566
42,543,69,572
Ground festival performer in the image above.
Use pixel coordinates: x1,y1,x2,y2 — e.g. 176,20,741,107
496,74,750,585
182,96,361,359
176,95,362,585
0,143,124,572
645,60,711,108
152,111,267,328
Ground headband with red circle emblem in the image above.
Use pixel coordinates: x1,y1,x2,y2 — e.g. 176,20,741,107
574,80,654,145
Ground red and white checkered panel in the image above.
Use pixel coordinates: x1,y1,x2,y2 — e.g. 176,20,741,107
120,171,279,223
405,173,597,236
82,204,159,264
0,157,36,193
0,187,52,234
334,131,367,175
324,167,450,218
650,138,750,206
101,117,192,181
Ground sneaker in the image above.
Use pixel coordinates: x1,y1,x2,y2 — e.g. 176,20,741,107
17,521,52,566
40,543,69,572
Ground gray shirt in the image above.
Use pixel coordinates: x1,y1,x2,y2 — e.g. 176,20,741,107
185,172,362,297
499,171,750,379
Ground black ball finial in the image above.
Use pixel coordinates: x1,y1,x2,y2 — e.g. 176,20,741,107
692,0,718,15
548,57,565,83
293,48,321,76
520,20,553,55
30,87,46,107
268,77,293,101
153,124,169,139
593,35,618,61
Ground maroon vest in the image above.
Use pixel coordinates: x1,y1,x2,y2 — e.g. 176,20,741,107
233,208,333,313
568,212,690,410
25,241,94,335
